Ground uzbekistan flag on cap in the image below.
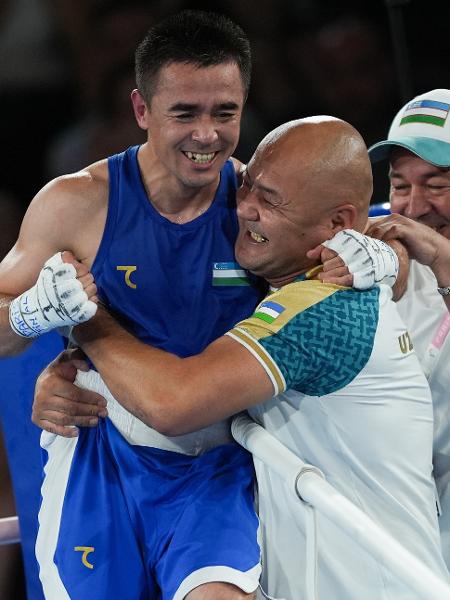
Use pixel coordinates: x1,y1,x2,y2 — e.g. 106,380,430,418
254,300,285,324
212,262,250,286
400,99,450,128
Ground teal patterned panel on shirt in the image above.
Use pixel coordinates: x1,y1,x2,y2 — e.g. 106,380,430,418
259,287,380,396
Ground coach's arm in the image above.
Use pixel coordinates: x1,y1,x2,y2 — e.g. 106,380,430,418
35,306,273,436
73,307,273,435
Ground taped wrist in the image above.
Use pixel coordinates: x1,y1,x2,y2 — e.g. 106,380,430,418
9,253,97,338
322,229,399,290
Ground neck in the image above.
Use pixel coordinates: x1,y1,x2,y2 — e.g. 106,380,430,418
266,264,322,289
149,184,216,223
138,143,218,222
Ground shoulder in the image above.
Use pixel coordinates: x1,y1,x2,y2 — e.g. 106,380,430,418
42,159,108,206
243,281,354,337
268,282,380,343
16,160,110,263
27,160,108,226
231,282,380,395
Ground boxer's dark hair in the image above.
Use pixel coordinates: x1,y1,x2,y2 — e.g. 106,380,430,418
135,10,251,103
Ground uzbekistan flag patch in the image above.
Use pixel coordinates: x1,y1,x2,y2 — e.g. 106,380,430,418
213,262,250,286
254,301,285,324
400,99,450,128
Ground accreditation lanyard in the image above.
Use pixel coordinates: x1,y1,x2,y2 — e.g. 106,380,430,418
422,312,450,379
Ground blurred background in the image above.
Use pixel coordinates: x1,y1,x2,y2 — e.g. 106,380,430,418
0,0,448,597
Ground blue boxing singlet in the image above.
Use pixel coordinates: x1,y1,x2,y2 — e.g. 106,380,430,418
91,145,263,356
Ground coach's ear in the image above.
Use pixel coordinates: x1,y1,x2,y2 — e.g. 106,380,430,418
329,204,358,234
231,158,246,187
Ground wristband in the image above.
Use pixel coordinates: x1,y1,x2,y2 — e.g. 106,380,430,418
9,252,97,338
437,285,450,296
322,229,399,290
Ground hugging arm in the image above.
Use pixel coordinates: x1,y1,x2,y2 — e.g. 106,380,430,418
33,306,273,436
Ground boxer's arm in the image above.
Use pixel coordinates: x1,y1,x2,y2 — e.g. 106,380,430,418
0,173,103,356
307,228,406,300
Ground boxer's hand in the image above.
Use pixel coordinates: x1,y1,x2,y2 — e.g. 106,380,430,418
308,229,399,289
9,251,98,338
32,349,107,437
307,245,353,286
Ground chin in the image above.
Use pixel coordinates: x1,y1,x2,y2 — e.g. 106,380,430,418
235,255,249,270
181,174,215,189
241,260,265,277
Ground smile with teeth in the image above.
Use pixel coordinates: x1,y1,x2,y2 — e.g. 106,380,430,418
250,231,268,243
183,151,217,164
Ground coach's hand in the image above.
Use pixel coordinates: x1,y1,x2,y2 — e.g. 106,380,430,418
32,349,107,437
366,214,450,273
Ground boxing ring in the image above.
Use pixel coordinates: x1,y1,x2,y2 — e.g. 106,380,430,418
0,219,436,591
0,516,20,546
232,413,450,600
2,412,449,598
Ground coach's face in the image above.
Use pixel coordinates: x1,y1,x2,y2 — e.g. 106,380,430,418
235,135,331,287
389,148,450,239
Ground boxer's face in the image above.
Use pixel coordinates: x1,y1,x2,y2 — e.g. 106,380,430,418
132,61,245,192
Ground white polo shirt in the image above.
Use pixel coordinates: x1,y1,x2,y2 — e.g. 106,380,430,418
228,276,449,599
397,260,450,570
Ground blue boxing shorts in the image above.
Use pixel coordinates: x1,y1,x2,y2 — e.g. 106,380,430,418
36,417,261,600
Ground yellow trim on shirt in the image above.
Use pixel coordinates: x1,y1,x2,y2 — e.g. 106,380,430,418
226,328,286,395
239,279,348,339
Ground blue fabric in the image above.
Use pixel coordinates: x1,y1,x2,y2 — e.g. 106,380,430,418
368,203,391,217
93,147,263,356
0,332,64,600
55,420,258,600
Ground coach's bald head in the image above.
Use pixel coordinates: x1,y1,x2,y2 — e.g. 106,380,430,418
235,116,372,286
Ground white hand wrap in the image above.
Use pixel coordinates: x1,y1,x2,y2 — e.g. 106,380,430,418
322,229,399,289
9,252,97,338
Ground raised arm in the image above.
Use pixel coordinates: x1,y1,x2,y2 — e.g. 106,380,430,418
0,167,107,355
